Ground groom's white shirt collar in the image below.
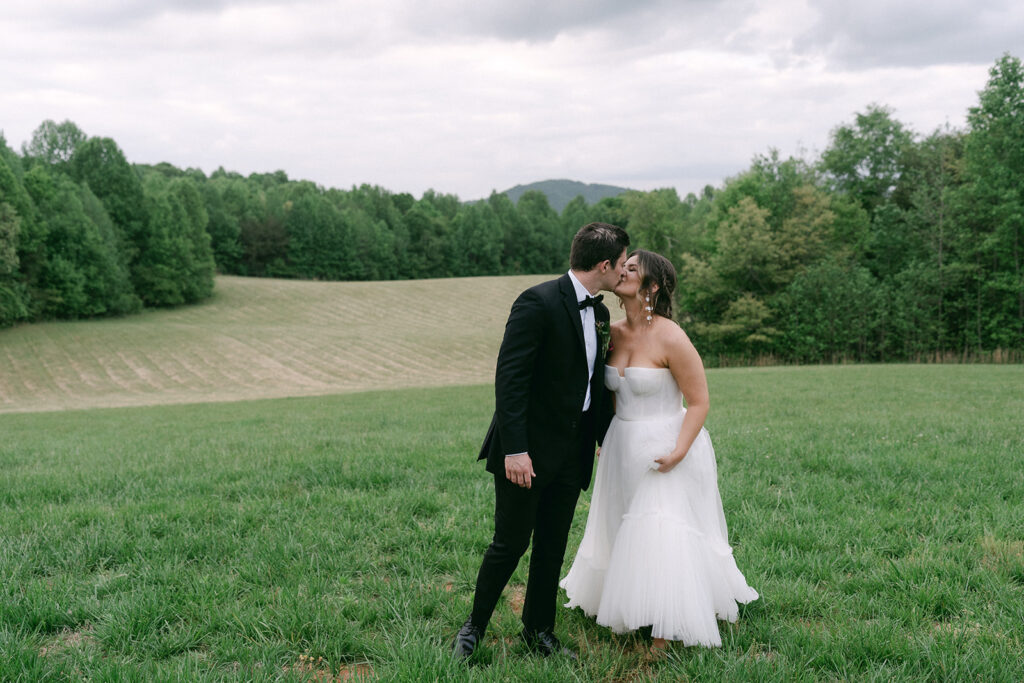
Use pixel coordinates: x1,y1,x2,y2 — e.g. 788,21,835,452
567,269,591,302
568,269,597,412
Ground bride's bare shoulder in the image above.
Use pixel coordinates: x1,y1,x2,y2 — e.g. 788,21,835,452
654,316,690,341
655,317,698,353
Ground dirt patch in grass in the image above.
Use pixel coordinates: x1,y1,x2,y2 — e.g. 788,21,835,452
506,584,526,615
980,534,1024,572
285,654,374,681
38,625,98,657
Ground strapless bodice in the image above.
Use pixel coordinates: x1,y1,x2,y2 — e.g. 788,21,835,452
604,365,683,421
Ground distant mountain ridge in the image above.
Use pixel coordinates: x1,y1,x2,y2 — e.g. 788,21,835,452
496,179,633,212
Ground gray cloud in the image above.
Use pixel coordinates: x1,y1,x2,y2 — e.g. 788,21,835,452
8,0,280,29
401,0,662,41
795,0,1024,68
1,1,1017,200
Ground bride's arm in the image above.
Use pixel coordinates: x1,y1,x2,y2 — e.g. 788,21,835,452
654,323,709,473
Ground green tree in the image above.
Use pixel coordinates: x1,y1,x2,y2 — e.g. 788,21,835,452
230,180,288,277
171,177,216,301
345,184,406,279
896,128,968,353
450,201,502,276
248,169,290,190
818,108,918,284
68,137,148,286
22,120,87,170
959,53,1024,348
0,201,26,326
712,197,780,296
516,190,563,272
134,175,210,306
284,189,349,280
404,198,451,278
77,186,142,315
692,293,778,358
586,196,629,234
212,176,266,275
0,133,24,181
772,184,834,281
560,196,590,251
706,151,813,235
820,104,915,218
0,147,39,231
135,192,187,305
421,189,460,223
23,166,138,317
199,180,243,273
677,251,727,327
0,202,19,281
678,162,844,359
0,149,46,315
342,207,394,280
69,137,147,240
621,188,689,262
488,191,525,273
776,259,880,362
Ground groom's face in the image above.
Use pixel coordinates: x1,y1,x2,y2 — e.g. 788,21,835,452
602,248,628,291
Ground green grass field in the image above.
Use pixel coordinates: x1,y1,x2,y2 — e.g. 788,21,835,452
2,362,1022,681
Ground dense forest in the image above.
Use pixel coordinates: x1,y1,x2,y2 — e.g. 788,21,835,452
1,54,1022,364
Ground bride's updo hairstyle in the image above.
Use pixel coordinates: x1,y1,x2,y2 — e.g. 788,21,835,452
632,249,676,320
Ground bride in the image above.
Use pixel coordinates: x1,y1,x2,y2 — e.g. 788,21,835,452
560,249,758,650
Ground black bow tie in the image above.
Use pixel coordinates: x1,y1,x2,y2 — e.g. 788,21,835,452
578,294,603,310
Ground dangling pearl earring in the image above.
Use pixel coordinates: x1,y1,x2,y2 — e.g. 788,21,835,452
645,294,653,324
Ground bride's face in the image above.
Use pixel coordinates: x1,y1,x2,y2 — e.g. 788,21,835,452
614,255,642,298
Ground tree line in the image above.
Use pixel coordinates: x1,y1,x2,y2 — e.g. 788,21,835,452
2,54,1022,364
673,54,1023,363
0,127,214,323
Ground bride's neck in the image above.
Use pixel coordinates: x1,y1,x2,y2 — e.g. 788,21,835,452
621,297,649,329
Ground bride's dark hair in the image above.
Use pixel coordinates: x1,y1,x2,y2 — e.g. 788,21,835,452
631,249,676,320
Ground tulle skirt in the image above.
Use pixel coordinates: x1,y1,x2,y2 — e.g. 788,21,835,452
560,410,758,646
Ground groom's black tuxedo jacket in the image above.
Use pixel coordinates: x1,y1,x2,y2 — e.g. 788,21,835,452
478,273,614,490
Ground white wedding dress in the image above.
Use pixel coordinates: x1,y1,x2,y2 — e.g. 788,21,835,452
560,366,758,646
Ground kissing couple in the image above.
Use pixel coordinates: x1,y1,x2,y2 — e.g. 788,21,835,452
453,222,758,660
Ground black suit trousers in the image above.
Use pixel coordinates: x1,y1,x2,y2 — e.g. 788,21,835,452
469,410,592,633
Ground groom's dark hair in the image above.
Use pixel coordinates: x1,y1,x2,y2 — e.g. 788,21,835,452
570,222,630,271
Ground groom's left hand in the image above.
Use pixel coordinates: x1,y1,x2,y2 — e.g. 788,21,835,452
505,453,536,489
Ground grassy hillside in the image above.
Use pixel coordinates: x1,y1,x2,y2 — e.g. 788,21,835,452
0,274,570,414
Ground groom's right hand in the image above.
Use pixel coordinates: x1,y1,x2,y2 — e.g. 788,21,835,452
505,453,536,489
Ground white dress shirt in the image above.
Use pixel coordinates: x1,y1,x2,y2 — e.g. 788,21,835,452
567,269,598,412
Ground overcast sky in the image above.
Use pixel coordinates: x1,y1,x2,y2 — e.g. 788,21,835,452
3,1,1022,200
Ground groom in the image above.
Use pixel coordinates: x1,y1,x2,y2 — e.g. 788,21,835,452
453,222,629,660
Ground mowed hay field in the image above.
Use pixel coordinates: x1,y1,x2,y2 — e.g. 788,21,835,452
0,274,560,414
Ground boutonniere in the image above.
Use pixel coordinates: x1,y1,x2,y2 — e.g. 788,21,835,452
596,320,611,359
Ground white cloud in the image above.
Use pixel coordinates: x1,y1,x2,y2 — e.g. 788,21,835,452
1,1,1020,199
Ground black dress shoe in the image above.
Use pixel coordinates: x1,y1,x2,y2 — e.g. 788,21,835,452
522,629,578,659
452,619,485,660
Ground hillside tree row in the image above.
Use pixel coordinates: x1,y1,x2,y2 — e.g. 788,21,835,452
1,54,1022,363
